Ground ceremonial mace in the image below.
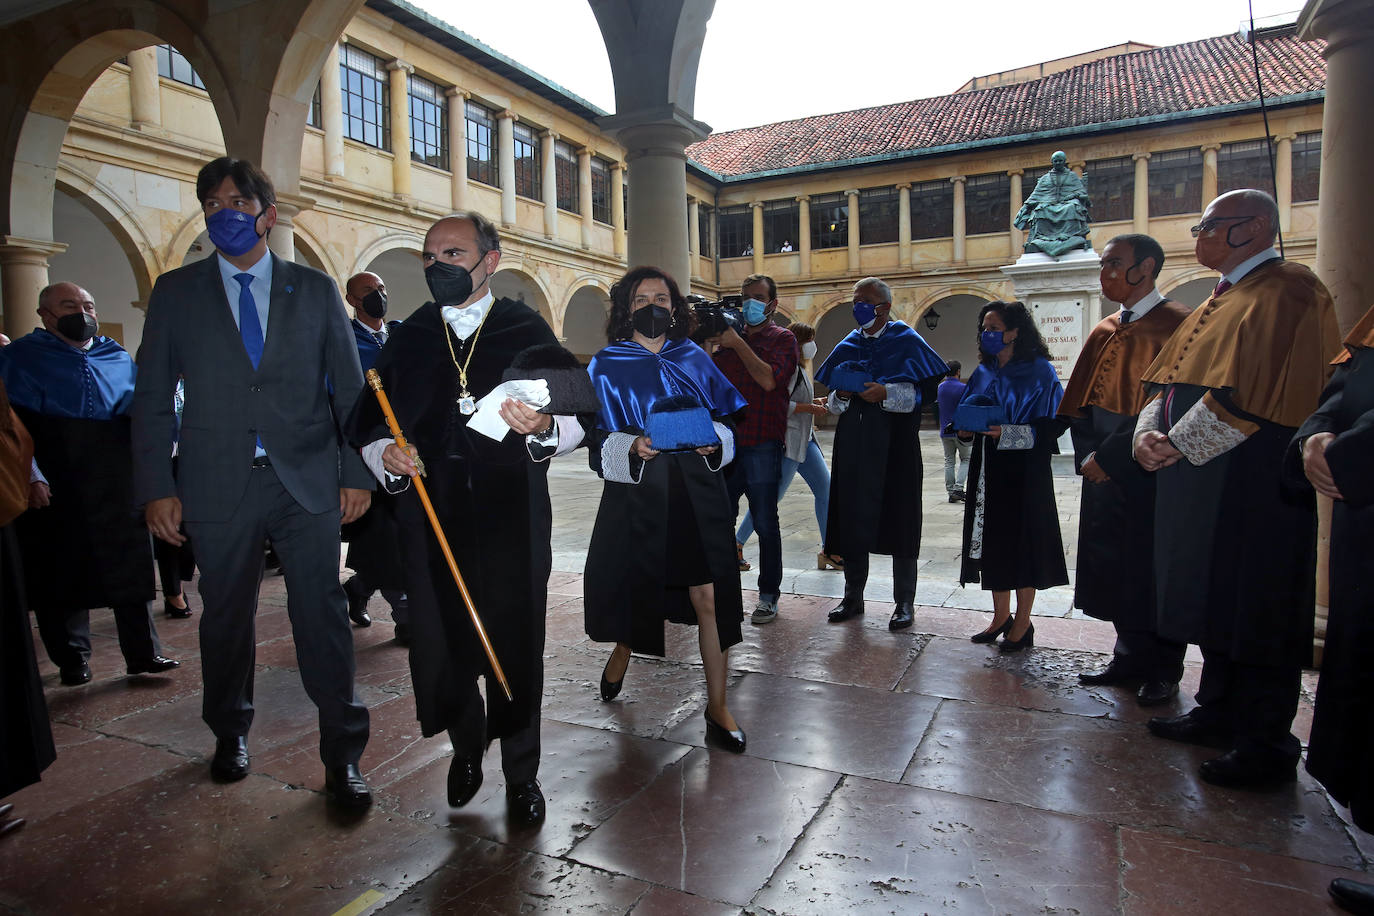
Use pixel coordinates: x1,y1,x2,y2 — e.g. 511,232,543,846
364,368,514,701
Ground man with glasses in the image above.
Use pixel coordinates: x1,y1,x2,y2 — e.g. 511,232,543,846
1132,189,1341,790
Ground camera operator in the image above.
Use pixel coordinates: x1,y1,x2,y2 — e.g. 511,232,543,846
709,274,796,624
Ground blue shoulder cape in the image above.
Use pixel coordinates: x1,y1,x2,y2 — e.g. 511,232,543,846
961,358,1063,424
588,336,747,433
352,318,402,373
0,330,136,419
815,321,947,401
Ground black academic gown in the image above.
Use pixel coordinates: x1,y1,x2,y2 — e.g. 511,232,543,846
1290,347,1374,830
346,298,557,740
1,524,55,797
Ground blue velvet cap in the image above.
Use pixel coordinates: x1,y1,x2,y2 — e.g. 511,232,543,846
952,394,1006,432
826,360,873,395
644,394,719,451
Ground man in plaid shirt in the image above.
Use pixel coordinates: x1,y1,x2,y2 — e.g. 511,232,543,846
711,274,797,624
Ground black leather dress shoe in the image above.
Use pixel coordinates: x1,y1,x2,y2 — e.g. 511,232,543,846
1147,711,1232,749
704,709,746,753
827,599,864,623
1136,680,1179,707
164,597,193,619
393,623,411,646
325,764,373,809
347,589,372,627
506,780,546,827
1198,749,1297,791
1077,659,1140,687
447,753,483,807
211,736,250,782
127,655,180,675
888,603,914,631
59,663,92,686
1329,878,1374,915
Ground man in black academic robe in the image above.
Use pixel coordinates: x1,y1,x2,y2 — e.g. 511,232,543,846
347,213,583,827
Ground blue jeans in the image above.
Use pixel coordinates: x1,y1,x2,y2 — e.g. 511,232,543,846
727,441,783,603
737,437,830,548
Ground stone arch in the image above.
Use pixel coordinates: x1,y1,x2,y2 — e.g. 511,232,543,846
1164,275,1219,308
360,247,427,322
165,211,214,271
54,166,161,304
562,283,611,361
813,297,859,374
492,266,553,327
290,230,331,277
350,232,426,278
917,292,996,382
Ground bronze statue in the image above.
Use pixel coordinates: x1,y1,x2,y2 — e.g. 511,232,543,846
1014,151,1091,257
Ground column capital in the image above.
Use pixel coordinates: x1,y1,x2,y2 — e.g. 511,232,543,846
1069,160,1086,172
750,200,765,210
387,59,414,75
796,195,810,204
950,175,966,185
541,128,559,141
1,236,68,260
1200,142,1222,153
498,109,517,122
1006,168,1024,177
577,146,592,161
895,182,911,191
844,188,859,198
272,192,316,220
611,160,626,173
445,87,469,101
1132,151,1152,161
1273,132,1298,143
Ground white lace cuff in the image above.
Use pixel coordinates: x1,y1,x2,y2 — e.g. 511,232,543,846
362,438,409,493
1133,397,1164,454
710,421,735,469
1169,400,1250,466
826,391,849,415
996,424,1035,450
881,382,916,413
600,431,644,484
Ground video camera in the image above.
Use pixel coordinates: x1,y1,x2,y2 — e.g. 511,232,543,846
686,294,745,344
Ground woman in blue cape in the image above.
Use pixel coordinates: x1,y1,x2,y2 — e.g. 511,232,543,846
955,301,1068,652
584,266,750,752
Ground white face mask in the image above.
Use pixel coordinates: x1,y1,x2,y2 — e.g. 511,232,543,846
801,341,817,360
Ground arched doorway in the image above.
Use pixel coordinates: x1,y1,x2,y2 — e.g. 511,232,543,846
919,293,991,379
562,284,610,362
48,187,146,349
492,268,552,326
813,300,856,379
1165,277,1216,308
361,248,426,321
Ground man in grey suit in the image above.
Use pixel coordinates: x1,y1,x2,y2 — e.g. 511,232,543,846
132,157,374,809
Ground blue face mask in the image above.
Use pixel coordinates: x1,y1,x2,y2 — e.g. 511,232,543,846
852,300,877,330
980,329,1007,356
742,298,769,326
206,208,263,257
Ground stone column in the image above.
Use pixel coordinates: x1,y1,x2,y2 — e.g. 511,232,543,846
128,46,161,129
1274,133,1296,233
897,183,911,267
951,176,967,263
1008,169,1024,258
321,44,345,179
578,147,593,249
541,129,558,239
387,60,413,199
1069,159,1086,178
1200,143,1221,207
751,201,765,273
0,237,68,340
611,160,626,259
498,110,517,227
267,196,307,262
846,189,860,272
687,197,700,272
797,196,812,277
446,88,469,210
1132,152,1150,234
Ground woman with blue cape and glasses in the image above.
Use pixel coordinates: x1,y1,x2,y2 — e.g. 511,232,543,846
583,266,750,752
954,300,1068,653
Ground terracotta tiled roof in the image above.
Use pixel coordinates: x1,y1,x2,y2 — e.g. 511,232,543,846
687,31,1325,179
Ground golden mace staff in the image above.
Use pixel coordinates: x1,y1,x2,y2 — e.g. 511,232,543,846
365,368,514,702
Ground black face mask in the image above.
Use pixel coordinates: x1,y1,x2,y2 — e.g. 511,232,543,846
55,312,98,343
631,304,672,339
359,288,388,319
425,259,486,306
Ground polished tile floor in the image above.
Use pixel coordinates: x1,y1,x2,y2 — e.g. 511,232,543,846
2,432,1368,915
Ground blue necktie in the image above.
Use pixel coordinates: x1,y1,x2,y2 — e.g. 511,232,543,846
234,273,264,369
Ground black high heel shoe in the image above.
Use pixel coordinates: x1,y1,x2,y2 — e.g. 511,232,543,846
999,621,1035,653
704,709,746,753
970,617,1012,644
599,655,625,701
164,596,192,619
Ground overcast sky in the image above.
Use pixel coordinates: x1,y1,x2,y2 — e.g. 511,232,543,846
414,0,1304,132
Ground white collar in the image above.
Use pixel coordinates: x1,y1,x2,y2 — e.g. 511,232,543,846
441,290,494,342
861,320,891,340
1120,288,1164,320
1223,247,1280,286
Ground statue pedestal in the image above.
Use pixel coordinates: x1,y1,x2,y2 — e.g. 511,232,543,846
999,248,1103,383
1001,248,1102,462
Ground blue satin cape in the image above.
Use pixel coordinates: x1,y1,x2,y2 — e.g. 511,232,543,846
0,330,136,419
588,337,747,433
961,358,1063,424
351,318,401,373
815,322,948,402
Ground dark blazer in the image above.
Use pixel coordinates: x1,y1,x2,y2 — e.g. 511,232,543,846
132,253,372,522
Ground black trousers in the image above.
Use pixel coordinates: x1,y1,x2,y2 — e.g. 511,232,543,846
1193,647,1302,765
184,465,369,767
447,670,542,786
843,551,918,605
35,602,159,671
1111,626,1186,683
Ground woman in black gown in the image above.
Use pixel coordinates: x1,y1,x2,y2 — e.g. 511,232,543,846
582,266,750,752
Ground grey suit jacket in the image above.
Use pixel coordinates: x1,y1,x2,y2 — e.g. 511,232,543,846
132,252,372,522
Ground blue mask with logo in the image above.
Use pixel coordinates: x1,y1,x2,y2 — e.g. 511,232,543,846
206,209,263,257
852,300,877,330
742,298,769,327
980,330,1007,356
